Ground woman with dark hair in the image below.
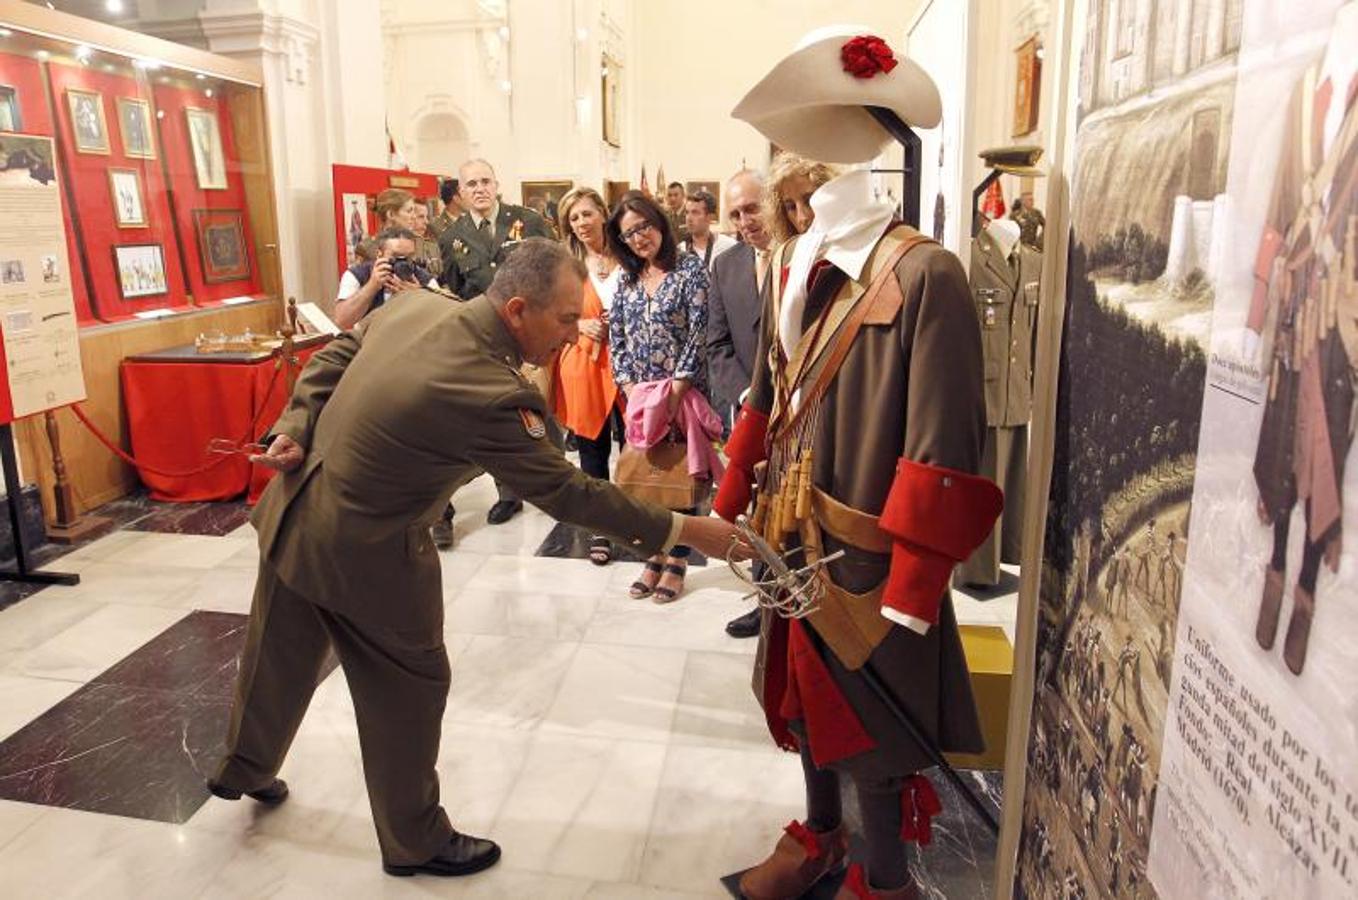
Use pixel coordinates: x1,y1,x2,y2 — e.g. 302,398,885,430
606,190,712,602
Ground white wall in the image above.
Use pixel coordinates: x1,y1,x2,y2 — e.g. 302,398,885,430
634,0,925,206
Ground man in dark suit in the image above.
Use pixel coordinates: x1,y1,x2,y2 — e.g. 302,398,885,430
209,239,750,879
438,158,554,526
706,169,773,638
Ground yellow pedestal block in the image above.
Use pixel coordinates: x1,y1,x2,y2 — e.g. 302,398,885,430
945,624,1014,771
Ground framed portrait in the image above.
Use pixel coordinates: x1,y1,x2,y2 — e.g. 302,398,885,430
601,54,621,148
185,107,227,190
66,88,109,155
192,209,250,283
521,180,573,225
108,168,147,228
116,97,156,159
1013,36,1042,137
0,85,20,133
114,243,168,298
685,180,721,204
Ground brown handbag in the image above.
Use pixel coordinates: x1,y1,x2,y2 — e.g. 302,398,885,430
616,441,698,509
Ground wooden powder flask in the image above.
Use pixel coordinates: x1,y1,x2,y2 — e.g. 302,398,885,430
794,450,814,520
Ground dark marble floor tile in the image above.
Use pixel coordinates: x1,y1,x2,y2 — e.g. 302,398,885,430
122,499,252,537
0,681,232,824
535,521,708,566
93,611,250,699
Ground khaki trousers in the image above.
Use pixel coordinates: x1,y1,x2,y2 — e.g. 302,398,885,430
956,424,1027,587
213,562,454,865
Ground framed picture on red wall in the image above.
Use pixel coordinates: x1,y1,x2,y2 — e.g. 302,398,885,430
114,243,167,298
185,107,227,190
116,97,156,159
108,168,147,227
0,85,20,133
66,88,109,154
192,209,249,283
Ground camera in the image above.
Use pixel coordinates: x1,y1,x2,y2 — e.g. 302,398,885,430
388,256,417,282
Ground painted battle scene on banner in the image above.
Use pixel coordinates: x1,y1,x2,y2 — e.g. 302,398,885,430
1016,2,1358,899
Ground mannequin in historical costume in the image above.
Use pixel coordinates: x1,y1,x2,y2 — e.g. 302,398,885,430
1247,0,1358,676
718,29,1002,900
957,146,1046,588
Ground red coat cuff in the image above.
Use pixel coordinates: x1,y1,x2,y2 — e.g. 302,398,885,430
714,466,753,522
724,404,769,471
878,459,1003,624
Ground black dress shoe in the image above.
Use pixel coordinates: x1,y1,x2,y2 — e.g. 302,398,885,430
725,607,761,638
383,832,502,878
206,777,289,805
486,499,523,525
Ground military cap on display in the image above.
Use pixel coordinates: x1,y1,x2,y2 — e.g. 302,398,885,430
732,28,940,164
978,145,1046,177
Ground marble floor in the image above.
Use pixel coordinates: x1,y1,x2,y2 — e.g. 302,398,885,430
0,474,1018,899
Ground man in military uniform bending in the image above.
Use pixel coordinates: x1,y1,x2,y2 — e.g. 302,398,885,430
438,157,554,526
208,239,751,879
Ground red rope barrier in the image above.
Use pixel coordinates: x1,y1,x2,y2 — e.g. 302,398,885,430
68,355,289,480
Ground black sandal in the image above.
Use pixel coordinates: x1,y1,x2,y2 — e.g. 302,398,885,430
630,560,664,598
588,535,612,566
652,561,688,604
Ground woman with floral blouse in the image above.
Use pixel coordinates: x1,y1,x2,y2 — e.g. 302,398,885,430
606,190,711,602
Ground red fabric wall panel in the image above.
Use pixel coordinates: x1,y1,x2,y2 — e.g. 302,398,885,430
331,163,439,274
151,82,261,304
0,53,96,323
48,62,187,321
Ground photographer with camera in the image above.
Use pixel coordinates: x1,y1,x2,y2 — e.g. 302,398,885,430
333,226,440,330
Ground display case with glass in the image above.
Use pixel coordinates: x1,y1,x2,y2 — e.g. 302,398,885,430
0,8,279,326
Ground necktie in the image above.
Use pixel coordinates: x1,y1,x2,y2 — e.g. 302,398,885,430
755,248,771,291
478,218,492,241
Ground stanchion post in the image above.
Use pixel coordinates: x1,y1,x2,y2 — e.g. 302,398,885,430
0,421,78,585
42,409,112,544
280,296,301,393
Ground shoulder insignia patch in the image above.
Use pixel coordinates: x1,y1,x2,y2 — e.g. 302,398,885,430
518,408,546,439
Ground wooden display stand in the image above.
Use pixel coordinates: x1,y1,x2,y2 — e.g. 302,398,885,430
40,410,111,544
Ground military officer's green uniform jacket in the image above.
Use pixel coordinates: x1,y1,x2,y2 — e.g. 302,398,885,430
216,290,676,868
437,203,552,298
956,226,1041,586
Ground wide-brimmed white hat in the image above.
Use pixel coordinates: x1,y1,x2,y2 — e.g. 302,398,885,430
732,30,940,164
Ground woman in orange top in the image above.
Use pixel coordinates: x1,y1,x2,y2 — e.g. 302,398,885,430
554,187,624,564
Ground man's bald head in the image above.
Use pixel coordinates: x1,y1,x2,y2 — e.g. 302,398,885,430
725,169,770,251
459,158,499,216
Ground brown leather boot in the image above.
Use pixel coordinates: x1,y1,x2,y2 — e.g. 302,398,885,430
1254,567,1285,650
834,862,920,899
738,820,848,900
1283,585,1314,675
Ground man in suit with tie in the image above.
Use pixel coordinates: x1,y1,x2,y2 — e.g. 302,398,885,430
706,169,773,638
438,158,553,526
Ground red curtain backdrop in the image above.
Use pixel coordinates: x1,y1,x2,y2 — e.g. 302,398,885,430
48,62,189,321
120,343,323,502
0,53,96,323
331,164,439,275
151,82,261,304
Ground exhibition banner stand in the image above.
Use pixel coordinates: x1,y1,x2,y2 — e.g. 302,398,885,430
0,133,85,586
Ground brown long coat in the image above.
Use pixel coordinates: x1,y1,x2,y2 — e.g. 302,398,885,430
748,227,986,781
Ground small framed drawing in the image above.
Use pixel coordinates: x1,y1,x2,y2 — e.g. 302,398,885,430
192,209,249,283
1013,36,1042,137
108,168,147,227
116,97,156,159
0,86,20,132
114,243,168,298
185,107,227,190
66,88,109,154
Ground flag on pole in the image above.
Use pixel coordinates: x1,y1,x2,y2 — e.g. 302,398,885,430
980,179,1006,220
656,163,666,194
386,120,408,171
639,163,649,197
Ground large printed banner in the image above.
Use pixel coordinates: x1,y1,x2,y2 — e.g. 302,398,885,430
1014,2,1357,898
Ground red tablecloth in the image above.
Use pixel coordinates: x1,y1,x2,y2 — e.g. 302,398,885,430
121,344,323,502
